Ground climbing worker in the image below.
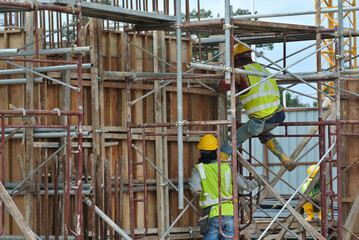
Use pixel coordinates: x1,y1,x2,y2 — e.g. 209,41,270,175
218,43,296,172
189,134,262,239
302,165,321,221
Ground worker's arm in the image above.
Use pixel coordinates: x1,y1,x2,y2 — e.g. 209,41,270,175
237,173,261,192
189,167,202,197
217,67,250,94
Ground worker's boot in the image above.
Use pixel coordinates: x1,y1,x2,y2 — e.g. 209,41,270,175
220,151,229,160
303,203,314,221
264,139,296,172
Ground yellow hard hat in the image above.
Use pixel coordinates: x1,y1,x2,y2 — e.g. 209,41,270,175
234,43,251,56
307,165,319,178
197,134,218,151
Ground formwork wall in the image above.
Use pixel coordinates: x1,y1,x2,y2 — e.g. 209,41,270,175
0,27,220,237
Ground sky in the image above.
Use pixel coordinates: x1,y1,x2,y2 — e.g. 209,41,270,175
185,0,337,106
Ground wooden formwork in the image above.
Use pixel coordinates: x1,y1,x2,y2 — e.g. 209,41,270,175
0,23,221,238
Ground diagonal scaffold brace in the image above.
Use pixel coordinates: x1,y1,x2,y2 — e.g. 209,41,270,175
236,151,325,240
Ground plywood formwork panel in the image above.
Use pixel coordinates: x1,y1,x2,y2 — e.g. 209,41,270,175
0,26,218,238
344,79,359,237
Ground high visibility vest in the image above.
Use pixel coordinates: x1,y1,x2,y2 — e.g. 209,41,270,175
195,163,233,218
302,179,321,197
302,181,313,196
239,63,280,119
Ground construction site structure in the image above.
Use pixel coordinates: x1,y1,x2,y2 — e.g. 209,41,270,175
0,0,358,239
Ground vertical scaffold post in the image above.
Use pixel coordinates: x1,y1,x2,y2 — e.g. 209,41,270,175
75,1,84,238
175,0,184,209
335,1,344,239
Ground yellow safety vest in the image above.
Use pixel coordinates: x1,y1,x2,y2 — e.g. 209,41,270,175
195,163,233,218
302,181,313,196
239,63,280,119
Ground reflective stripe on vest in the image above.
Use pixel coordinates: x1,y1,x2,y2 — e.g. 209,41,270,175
195,163,233,211
197,163,206,180
239,63,280,118
302,180,314,197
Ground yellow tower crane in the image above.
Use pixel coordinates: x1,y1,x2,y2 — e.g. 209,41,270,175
316,0,357,106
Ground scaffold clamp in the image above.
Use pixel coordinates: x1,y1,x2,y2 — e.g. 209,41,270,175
95,129,108,134
335,55,344,60
176,120,187,127
17,107,26,116
52,108,61,116
224,67,234,73
333,72,340,78
174,23,183,29
223,24,238,30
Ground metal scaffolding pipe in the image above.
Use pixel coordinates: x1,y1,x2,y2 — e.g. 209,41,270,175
0,78,43,85
128,41,177,71
224,0,231,82
84,198,132,240
128,52,225,105
160,198,194,240
223,6,359,20
322,83,359,97
1,47,91,58
0,63,92,76
5,183,90,189
258,142,336,240
0,126,77,133
132,144,200,214
105,71,205,78
18,21,79,51
4,60,80,91
175,0,184,209
187,62,335,81
0,236,75,240
278,86,317,100
341,69,359,74
3,131,89,139
10,134,78,196
8,189,92,195
0,49,19,55
233,38,334,100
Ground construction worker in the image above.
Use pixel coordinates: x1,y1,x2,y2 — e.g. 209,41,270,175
189,134,262,239
302,165,321,221
218,43,296,172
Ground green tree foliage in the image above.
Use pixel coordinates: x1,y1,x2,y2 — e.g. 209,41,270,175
189,8,213,19
280,90,309,107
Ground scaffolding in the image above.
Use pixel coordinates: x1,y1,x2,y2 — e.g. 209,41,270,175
0,0,358,239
